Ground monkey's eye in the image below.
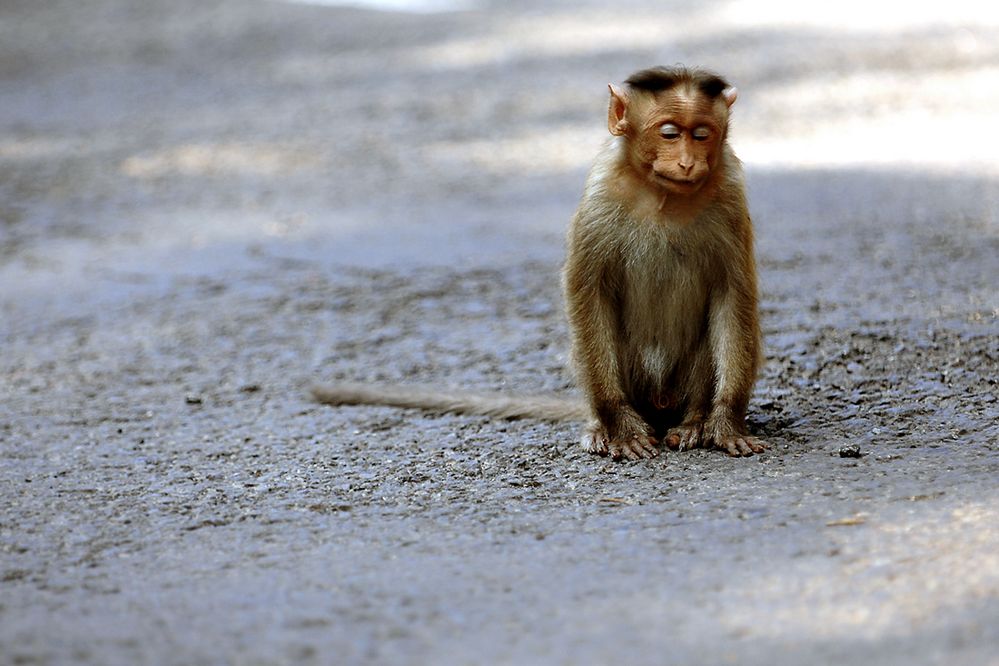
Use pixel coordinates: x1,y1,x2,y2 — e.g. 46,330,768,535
659,123,681,140
692,127,711,141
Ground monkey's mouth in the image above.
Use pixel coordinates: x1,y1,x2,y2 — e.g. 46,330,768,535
656,174,702,190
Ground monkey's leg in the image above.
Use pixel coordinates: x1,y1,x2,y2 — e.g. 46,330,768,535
704,368,766,455
564,239,658,461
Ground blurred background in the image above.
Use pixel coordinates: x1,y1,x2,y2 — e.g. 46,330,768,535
3,0,998,289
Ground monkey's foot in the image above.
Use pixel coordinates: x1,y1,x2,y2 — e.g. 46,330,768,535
714,434,766,457
665,424,703,451
580,422,658,461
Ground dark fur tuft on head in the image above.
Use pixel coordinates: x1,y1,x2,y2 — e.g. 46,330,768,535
624,67,682,92
624,66,730,99
697,75,729,98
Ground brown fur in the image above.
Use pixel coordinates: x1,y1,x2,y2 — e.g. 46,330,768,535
312,66,766,461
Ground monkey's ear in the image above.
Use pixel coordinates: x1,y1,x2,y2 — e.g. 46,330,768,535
607,84,629,136
722,86,738,108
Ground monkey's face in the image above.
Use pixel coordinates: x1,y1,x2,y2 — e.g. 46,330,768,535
636,90,728,194
634,90,727,195
607,81,734,196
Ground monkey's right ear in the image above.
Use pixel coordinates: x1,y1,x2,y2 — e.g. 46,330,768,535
607,84,629,136
722,86,738,108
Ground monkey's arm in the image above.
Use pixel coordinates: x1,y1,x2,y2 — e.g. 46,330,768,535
563,217,654,453
705,218,765,456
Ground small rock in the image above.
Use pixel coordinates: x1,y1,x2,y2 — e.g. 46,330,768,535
838,444,862,458
185,395,203,405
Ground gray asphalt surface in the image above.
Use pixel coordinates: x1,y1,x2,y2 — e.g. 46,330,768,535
2,1,998,664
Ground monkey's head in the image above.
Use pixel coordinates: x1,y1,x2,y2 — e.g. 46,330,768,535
607,66,737,195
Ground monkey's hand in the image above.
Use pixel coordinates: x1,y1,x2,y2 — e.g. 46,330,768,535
704,414,765,457
715,433,765,457
581,411,659,461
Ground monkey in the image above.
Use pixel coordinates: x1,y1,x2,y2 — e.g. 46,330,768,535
312,65,766,461
562,66,765,461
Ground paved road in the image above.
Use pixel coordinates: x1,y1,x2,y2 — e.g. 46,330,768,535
2,1,998,664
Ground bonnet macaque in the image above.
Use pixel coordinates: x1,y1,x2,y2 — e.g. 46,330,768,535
314,66,766,461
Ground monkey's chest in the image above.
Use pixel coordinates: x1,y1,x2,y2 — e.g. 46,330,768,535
619,260,711,370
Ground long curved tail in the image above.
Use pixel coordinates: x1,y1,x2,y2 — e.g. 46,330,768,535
310,382,587,422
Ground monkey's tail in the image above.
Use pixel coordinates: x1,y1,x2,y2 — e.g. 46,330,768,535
310,382,588,422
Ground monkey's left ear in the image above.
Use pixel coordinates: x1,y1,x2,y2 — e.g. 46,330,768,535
722,86,738,108
607,84,629,136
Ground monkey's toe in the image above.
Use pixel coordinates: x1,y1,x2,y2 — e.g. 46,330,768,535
665,424,703,451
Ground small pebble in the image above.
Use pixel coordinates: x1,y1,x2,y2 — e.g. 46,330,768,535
839,444,862,458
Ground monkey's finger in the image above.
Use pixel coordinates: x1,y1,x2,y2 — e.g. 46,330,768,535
581,432,609,455
717,438,743,456
611,438,654,461
635,438,659,458
623,447,642,461
664,433,682,450
623,439,649,460
738,437,766,455
727,437,757,457
666,426,703,451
